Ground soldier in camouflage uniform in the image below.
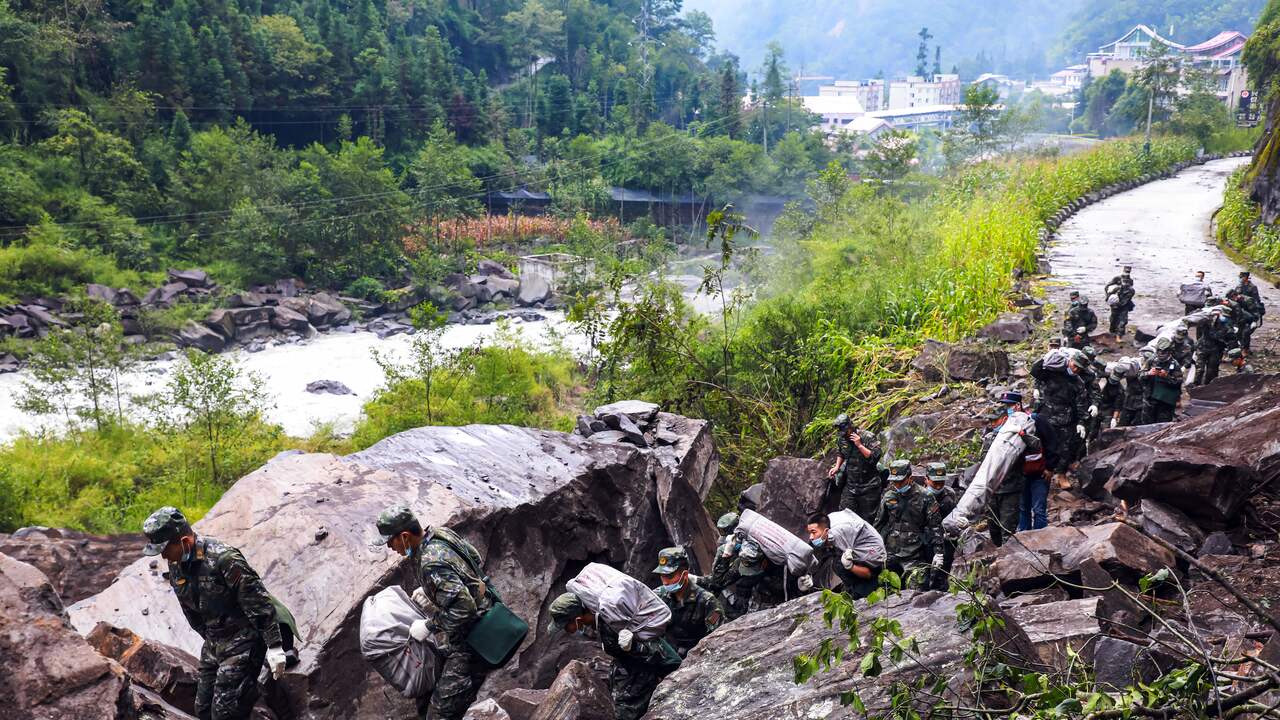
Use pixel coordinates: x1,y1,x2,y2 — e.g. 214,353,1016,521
1061,292,1098,349
827,413,884,523
706,539,792,619
548,592,681,720
921,463,957,590
651,547,724,656
706,513,739,609
873,460,943,589
1231,271,1266,352
1105,267,1136,336
1030,350,1089,472
375,505,494,720
803,511,885,599
981,401,1026,547
143,507,289,720
1139,338,1185,424
1194,301,1238,387
1170,326,1195,372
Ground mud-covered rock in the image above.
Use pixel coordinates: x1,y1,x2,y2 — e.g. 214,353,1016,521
1092,637,1164,691
910,340,1010,382
85,623,199,714
756,457,831,535
643,590,1037,720
497,688,549,720
0,552,133,720
990,523,1175,594
0,527,145,604
70,419,718,717
977,313,1034,343
529,660,614,720
1137,500,1206,554
1006,597,1102,668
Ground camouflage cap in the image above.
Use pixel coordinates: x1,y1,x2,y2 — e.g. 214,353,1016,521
548,592,587,631
142,506,192,556
1082,346,1098,360
926,462,947,478
833,413,851,430
715,512,740,533
374,503,422,546
653,547,690,575
737,540,765,576
888,459,911,478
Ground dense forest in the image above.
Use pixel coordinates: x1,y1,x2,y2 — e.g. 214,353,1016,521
0,0,837,293
687,0,1267,81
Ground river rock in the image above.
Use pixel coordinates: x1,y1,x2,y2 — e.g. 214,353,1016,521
85,623,199,714
1005,597,1102,668
1,552,133,720
271,306,311,333
1087,381,1280,526
645,590,1037,719
977,313,1034,343
529,660,614,720
69,419,719,717
226,306,271,327
114,289,141,307
305,380,355,396
593,400,659,425
757,457,831,534
478,259,516,280
86,283,118,304
283,293,351,327
485,277,521,299
1137,499,1205,554
167,269,211,288
0,352,19,372
175,321,225,353
204,309,236,339
227,291,270,308
1092,637,1164,691
465,699,513,720
158,282,189,304
0,527,146,604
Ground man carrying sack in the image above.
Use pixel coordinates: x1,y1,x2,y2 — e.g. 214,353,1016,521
375,504,528,720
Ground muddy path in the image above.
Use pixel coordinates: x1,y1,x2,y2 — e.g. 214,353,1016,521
1045,157,1279,366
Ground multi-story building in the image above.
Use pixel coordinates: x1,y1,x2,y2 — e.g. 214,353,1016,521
886,74,962,110
801,94,869,134
818,79,885,111
1084,25,1249,106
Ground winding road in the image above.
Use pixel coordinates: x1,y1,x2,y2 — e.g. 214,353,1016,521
1046,157,1279,364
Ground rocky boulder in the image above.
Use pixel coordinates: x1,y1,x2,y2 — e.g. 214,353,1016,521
1,552,133,720
167,269,211,288
70,418,720,718
910,340,1010,382
989,523,1175,594
517,275,552,306
644,590,1037,719
86,623,199,714
270,306,312,333
977,313,1034,343
1005,597,1102,669
175,321,225,353
0,527,146,604
529,660,614,720
756,457,831,534
305,380,355,396
478,259,517,280
1081,381,1280,526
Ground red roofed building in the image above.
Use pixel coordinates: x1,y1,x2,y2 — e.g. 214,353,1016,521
1085,25,1249,107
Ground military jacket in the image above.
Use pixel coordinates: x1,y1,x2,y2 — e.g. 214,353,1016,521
836,433,883,492
1197,317,1238,352
1031,359,1089,428
1140,356,1184,404
1231,282,1264,310
167,537,283,647
599,622,682,674
1062,306,1098,337
414,527,493,645
873,485,943,564
660,580,724,652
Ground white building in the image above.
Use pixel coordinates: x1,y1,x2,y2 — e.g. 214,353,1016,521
886,74,962,110
867,104,956,131
1084,25,1249,106
801,95,869,134
818,79,885,111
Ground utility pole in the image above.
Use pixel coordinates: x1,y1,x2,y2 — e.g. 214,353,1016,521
1143,89,1154,154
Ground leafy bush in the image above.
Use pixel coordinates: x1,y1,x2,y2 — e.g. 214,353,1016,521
344,276,385,301
0,237,154,304
1218,168,1280,272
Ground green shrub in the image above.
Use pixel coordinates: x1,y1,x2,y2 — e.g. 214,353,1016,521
0,236,154,304
344,275,385,301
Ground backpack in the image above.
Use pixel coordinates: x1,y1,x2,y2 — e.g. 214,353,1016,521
359,586,442,699
566,563,671,640
737,509,816,576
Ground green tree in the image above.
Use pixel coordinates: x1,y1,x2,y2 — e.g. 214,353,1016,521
408,122,483,241
862,129,919,184
915,27,933,77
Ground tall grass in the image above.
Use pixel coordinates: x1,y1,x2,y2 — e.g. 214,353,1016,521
1217,167,1280,272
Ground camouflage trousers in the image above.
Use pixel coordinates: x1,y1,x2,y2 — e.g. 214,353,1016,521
987,490,1023,547
610,660,664,720
419,645,491,720
839,483,882,524
195,629,266,720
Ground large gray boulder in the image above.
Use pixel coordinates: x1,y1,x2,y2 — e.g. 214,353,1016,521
69,420,720,718
989,523,1176,594
517,275,552,306
756,457,830,535
175,321,226,353
643,590,1037,720
1081,379,1280,526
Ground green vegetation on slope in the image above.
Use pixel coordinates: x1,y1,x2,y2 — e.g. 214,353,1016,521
1218,168,1280,272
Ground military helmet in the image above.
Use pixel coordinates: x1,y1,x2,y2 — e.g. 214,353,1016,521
1174,324,1188,337
926,462,947,478
888,459,911,478
833,413,851,431
142,506,192,556
737,540,766,576
374,503,422,546
716,512,740,533
1069,290,1080,299
653,547,690,575
548,592,587,631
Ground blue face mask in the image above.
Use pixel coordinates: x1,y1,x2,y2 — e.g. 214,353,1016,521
1005,406,1017,417
180,542,194,563
922,484,939,495
891,482,912,495
810,537,825,548
661,577,686,595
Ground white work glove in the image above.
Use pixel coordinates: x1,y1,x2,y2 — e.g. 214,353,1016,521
411,587,429,609
1088,405,1098,418
618,629,634,652
930,553,944,569
266,647,288,680
1076,326,1087,335
409,619,431,642
1110,417,1118,429
797,574,815,592
1033,388,1042,402
840,548,857,570
1076,424,1086,439
720,541,736,559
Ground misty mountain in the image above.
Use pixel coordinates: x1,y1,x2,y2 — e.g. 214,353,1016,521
686,0,1266,82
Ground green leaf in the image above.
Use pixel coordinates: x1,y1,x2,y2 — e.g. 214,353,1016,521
860,652,882,677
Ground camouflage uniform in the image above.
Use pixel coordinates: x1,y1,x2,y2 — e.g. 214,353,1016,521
981,421,1026,547
412,527,495,720
1097,376,1126,433
144,508,283,720
921,465,957,591
873,482,943,589
1030,357,1089,470
657,579,723,656
1062,302,1098,349
1229,289,1264,353
1118,377,1145,427
1106,275,1135,335
833,430,884,523
1139,351,1184,424
599,622,682,720
1195,312,1237,387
